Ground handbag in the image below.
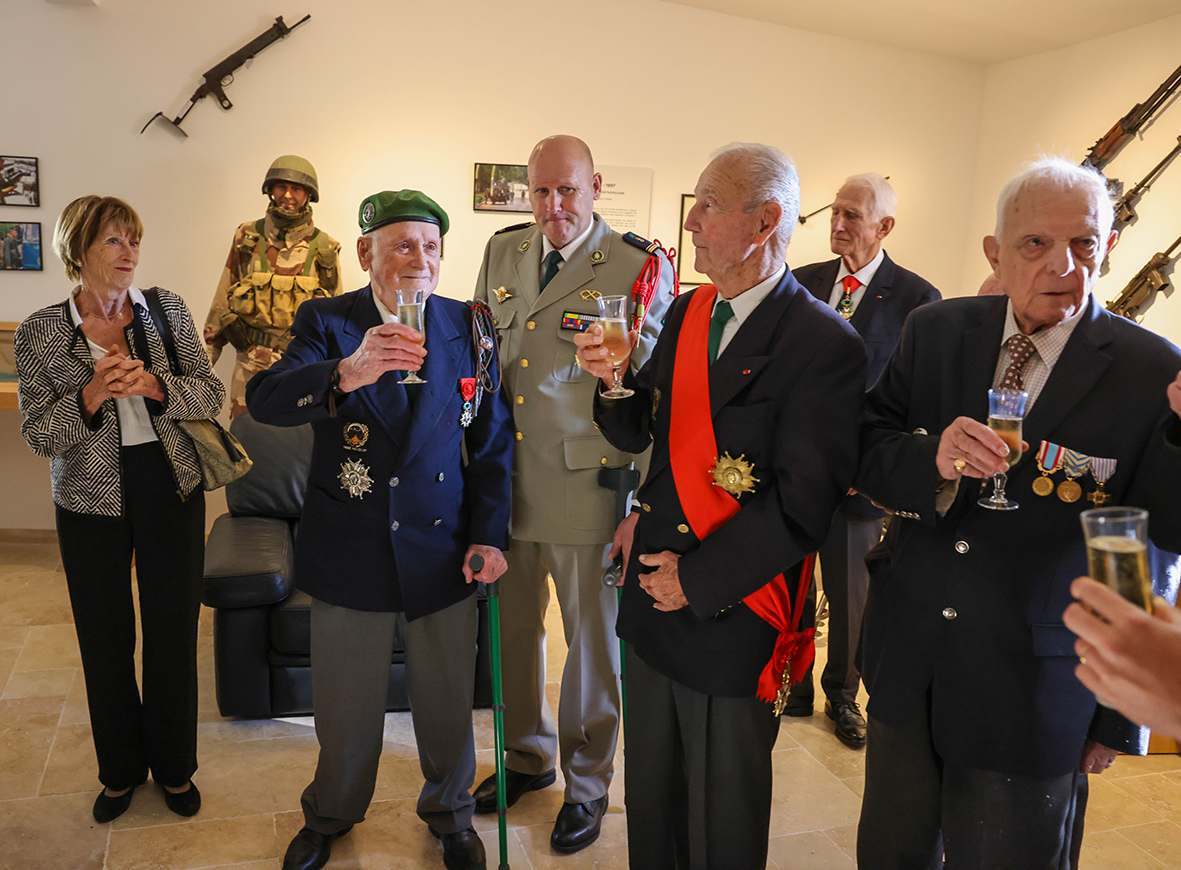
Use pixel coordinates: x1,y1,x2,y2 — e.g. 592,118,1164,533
143,289,252,490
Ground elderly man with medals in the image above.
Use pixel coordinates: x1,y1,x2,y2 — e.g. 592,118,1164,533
247,190,514,870
575,143,866,870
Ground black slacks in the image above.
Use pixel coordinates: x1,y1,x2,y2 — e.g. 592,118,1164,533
624,645,782,870
56,443,205,791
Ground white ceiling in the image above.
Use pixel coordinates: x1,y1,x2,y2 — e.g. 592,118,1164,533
660,0,1181,64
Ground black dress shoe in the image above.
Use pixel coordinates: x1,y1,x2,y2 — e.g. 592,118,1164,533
162,780,202,817
282,825,352,870
550,795,608,853
825,700,867,749
472,768,556,813
92,778,146,824
430,826,487,870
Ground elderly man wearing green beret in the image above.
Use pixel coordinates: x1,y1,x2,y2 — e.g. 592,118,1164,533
248,190,515,870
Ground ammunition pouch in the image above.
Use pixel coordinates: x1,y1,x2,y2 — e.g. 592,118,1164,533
227,272,330,331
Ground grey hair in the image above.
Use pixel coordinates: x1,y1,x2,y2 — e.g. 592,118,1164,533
994,156,1113,242
711,142,800,247
840,173,897,220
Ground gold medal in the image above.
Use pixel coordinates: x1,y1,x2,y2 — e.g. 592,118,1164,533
1031,441,1064,497
1032,476,1055,497
1058,448,1089,504
710,452,759,497
1057,478,1082,503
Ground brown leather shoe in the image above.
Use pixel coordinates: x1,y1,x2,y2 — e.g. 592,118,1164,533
825,700,867,749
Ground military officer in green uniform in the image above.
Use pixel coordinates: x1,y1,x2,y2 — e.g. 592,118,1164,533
471,134,674,853
204,155,343,417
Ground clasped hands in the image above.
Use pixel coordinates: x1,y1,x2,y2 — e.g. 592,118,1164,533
84,345,163,416
336,322,426,392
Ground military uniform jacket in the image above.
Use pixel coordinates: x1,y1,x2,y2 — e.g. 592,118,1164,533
856,295,1181,777
473,214,674,544
245,287,514,619
594,271,867,697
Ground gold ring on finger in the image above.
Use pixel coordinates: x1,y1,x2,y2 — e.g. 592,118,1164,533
953,458,967,474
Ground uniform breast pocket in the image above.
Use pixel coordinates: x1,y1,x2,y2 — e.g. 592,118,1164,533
714,401,772,463
492,307,517,348
554,324,591,384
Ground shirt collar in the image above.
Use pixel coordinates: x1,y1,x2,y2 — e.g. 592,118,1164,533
716,263,786,323
836,247,885,288
1001,296,1087,368
541,215,595,262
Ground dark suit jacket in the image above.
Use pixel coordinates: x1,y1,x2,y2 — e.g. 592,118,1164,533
856,294,1181,777
246,287,514,619
793,251,941,522
595,271,867,697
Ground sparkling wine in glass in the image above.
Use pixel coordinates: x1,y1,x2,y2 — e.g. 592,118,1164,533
978,388,1028,510
596,295,634,399
396,287,426,385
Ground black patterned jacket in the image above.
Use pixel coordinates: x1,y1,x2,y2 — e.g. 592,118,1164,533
15,287,225,516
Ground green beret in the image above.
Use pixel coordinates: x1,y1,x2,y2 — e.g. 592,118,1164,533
358,190,449,236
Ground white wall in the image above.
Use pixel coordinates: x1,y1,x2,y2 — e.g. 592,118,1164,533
0,0,997,528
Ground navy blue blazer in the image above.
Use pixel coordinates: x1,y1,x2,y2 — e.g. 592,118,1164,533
856,294,1181,777
793,251,941,521
246,287,514,619
595,271,867,696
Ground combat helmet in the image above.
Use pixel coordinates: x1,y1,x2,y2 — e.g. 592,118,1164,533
262,155,319,202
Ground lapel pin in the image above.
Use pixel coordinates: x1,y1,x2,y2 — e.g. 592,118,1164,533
580,289,602,301
591,250,604,262
519,239,530,252
743,369,751,375
494,286,512,304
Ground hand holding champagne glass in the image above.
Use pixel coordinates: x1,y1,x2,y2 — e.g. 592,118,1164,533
396,287,427,384
978,388,1028,510
596,295,636,399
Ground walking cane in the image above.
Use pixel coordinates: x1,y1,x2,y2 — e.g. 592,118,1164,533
470,554,510,869
598,467,641,736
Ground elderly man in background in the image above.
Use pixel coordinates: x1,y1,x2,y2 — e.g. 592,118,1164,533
785,173,940,748
854,157,1181,869
577,143,866,869
248,190,514,870
471,134,673,852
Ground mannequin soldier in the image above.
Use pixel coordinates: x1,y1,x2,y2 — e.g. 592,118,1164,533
204,155,343,417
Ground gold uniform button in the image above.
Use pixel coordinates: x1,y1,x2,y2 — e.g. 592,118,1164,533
526,320,536,330
520,359,529,368
642,503,651,512
600,457,608,466
515,432,523,441
677,523,690,534
516,395,524,405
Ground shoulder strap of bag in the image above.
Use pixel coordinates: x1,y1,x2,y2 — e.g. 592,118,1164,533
144,288,181,376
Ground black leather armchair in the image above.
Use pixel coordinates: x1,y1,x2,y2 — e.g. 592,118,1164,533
201,414,493,718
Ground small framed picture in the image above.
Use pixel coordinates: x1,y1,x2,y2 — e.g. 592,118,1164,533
473,163,531,213
677,195,709,286
1,222,43,271
0,156,40,207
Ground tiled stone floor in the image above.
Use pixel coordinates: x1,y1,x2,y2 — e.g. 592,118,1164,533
1,531,1180,869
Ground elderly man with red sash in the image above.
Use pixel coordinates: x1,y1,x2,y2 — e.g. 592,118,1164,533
575,142,866,870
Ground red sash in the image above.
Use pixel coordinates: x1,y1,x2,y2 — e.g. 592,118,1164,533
668,284,816,707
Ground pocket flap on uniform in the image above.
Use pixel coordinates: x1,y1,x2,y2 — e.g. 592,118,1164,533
563,434,632,470
1031,623,1078,657
492,307,516,330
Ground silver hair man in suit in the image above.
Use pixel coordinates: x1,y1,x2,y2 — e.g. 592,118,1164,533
471,134,674,852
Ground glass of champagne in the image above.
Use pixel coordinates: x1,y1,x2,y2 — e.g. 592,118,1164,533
396,287,426,385
977,388,1028,511
596,295,634,399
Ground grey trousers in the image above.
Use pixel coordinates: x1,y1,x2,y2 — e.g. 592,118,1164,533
300,594,478,836
497,538,620,803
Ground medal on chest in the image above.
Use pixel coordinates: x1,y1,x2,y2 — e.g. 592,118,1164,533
339,458,373,499
1031,441,1064,496
1087,456,1118,507
1057,449,1090,503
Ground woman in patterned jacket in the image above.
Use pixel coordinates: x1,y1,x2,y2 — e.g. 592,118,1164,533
14,196,225,824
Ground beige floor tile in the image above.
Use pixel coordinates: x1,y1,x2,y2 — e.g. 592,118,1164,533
841,774,865,799
768,747,863,836
197,718,279,746
3,665,76,698
767,829,856,869
61,666,91,725
780,716,865,780
0,539,63,571
194,862,279,870
1079,829,1170,869
824,823,858,861
514,810,628,868
41,721,100,795
1085,772,1166,832
14,621,82,670
0,647,19,688
1122,819,1181,866
1109,772,1181,824
1110,752,1181,778
0,571,74,626
0,695,65,799
0,790,110,870
0,624,30,649
107,812,278,870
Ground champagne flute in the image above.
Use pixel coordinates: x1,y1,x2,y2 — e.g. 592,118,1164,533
396,287,427,385
596,295,635,399
978,388,1028,510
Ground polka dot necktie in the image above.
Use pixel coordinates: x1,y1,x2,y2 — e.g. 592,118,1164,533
836,275,861,320
1001,334,1036,391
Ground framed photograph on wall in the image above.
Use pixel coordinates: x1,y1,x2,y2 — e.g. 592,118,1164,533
473,163,530,213
0,156,40,207
677,195,709,286
1,222,43,271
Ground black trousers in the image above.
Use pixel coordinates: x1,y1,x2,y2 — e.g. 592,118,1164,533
624,645,781,870
56,443,205,791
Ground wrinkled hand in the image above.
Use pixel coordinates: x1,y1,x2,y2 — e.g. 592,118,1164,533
1079,739,1119,775
609,512,640,584
462,544,507,584
1168,370,1181,420
935,416,1025,480
83,347,160,415
108,364,163,402
573,323,637,386
1064,576,1181,740
338,322,426,392
638,550,688,612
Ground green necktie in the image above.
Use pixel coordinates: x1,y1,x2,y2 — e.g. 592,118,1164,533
707,300,734,365
540,250,563,290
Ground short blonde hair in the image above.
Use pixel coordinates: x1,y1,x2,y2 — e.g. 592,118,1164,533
53,195,143,282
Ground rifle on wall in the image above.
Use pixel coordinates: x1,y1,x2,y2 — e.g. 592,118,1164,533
1105,232,1181,319
1113,136,1181,228
1082,60,1181,171
141,14,311,137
